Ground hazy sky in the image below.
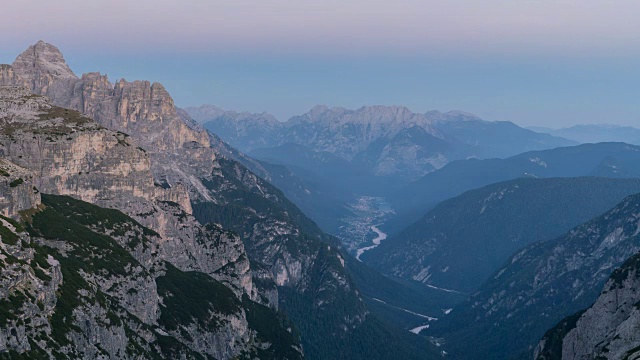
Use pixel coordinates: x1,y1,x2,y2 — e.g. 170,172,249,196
2,0,639,127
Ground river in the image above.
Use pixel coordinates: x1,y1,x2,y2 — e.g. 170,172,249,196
355,225,388,261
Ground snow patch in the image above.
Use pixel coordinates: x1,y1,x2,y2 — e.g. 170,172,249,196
425,284,465,295
529,157,548,167
409,324,430,334
337,254,345,267
371,298,438,321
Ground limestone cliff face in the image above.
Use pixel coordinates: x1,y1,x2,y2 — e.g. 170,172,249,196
7,43,216,203
0,195,302,359
0,65,28,88
0,158,40,217
0,86,252,298
0,86,155,210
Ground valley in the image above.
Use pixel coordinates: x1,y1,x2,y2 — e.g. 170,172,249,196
355,225,388,261
334,195,394,256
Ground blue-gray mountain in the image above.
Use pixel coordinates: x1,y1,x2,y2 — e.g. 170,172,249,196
428,192,640,359
530,124,640,145
187,104,574,235
188,105,574,183
364,177,640,293
390,142,640,234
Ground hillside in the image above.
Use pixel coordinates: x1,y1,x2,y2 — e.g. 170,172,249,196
366,177,640,293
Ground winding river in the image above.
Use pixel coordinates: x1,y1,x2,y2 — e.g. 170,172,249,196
355,225,388,261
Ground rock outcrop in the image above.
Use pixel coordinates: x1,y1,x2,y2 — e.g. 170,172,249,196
0,194,302,359
0,158,40,217
7,41,216,204
535,252,640,360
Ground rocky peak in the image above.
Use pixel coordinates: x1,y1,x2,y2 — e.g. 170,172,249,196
9,41,79,110
12,40,77,80
183,104,226,123
114,79,177,121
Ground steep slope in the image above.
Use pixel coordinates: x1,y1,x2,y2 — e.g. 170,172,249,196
430,192,640,359
0,85,305,358
392,142,640,233
0,47,303,357
0,86,251,296
366,177,640,293
535,251,640,360
0,194,302,359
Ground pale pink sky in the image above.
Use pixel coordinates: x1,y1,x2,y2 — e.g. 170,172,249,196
4,0,640,57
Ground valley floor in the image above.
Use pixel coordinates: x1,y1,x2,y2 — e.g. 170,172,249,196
337,195,394,255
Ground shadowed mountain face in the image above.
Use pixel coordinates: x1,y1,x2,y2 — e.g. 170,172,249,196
429,192,640,360
365,177,640,293
389,142,640,234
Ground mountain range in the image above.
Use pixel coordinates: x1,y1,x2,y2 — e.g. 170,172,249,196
530,124,640,145
186,103,575,237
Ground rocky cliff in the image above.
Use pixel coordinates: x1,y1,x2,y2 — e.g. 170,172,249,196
0,194,302,359
7,41,216,204
0,82,300,358
535,252,640,360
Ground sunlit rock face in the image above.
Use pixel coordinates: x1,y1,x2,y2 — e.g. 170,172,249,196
7,41,216,203
0,86,155,209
